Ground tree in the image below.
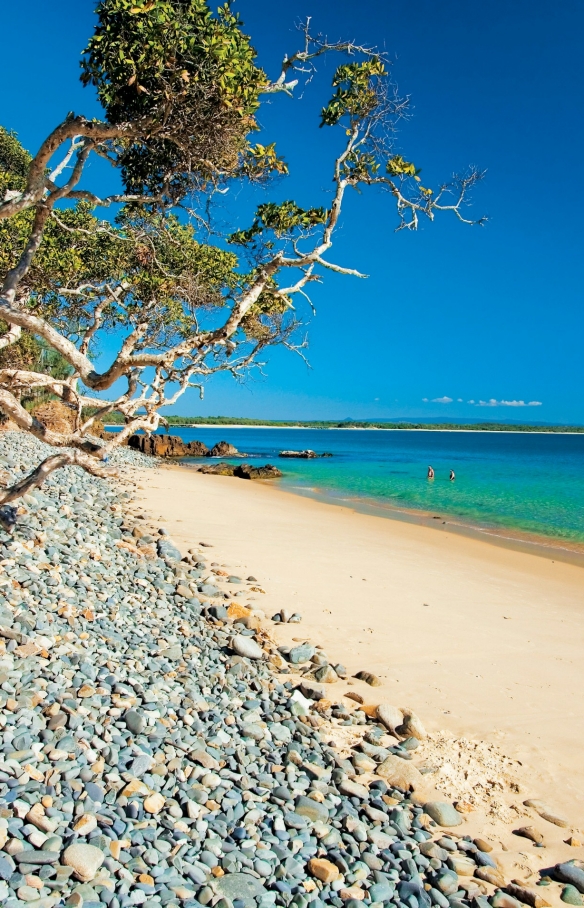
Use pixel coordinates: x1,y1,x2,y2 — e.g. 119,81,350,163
0,4,484,506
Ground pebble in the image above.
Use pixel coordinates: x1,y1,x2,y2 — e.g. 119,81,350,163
524,799,570,828
556,864,584,894
63,844,104,882
562,885,584,905
308,858,341,883
376,703,403,734
377,753,424,790
0,430,521,908
230,634,263,660
424,801,464,827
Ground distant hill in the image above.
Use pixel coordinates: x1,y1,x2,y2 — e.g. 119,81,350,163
100,412,584,433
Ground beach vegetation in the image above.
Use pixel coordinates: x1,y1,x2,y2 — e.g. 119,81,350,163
0,4,485,502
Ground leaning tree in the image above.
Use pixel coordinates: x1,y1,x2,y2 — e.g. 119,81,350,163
0,1,484,505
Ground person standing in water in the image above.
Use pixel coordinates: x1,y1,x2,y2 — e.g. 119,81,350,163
449,469,456,481
427,465,435,479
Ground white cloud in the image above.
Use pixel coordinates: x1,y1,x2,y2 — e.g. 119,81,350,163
422,398,428,402
476,399,543,407
467,399,475,404
457,398,463,402
432,396,453,404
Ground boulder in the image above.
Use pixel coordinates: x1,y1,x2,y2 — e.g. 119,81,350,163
129,434,187,457
556,864,584,894
279,450,319,458
185,440,209,456
376,703,404,735
198,462,236,476
207,441,239,457
396,708,427,740
423,801,463,827
376,753,424,791
234,463,283,480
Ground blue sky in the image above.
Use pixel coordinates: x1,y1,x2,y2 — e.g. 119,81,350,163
1,1,583,422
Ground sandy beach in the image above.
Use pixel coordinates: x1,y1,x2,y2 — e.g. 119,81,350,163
134,461,584,874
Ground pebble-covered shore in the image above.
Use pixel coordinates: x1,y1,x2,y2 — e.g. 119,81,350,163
0,432,580,908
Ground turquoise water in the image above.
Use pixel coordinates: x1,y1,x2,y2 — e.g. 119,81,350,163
149,427,584,547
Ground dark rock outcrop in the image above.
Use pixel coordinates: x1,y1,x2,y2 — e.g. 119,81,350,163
234,463,283,480
197,462,236,476
185,440,210,456
128,435,209,457
279,450,333,458
207,440,240,457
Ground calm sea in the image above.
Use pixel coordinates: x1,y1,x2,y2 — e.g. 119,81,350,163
136,427,584,549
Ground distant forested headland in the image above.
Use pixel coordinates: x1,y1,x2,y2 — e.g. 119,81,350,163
101,414,584,433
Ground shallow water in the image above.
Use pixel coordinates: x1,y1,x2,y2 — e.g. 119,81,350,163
130,426,584,546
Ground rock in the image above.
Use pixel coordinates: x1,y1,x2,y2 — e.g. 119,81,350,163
515,826,544,845
340,885,366,900
234,463,283,480
377,754,424,790
395,708,427,740
13,851,60,865
435,871,460,895
447,855,476,876
524,799,570,828
63,844,105,882
294,795,329,823
185,440,209,456
144,792,165,814
475,867,506,888
376,703,403,734
207,441,240,457
198,462,236,476
561,885,584,905
279,450,319,458
287,642,315,663
308,858,341,883
474,838,493,853
339,779,369,799
314,664,338,683
506,882,551,908
555,864,584,894
300,680,327,700
491,893,523,908
124,709,146,735
73,814,98,835
214,872,267,902
128,434,188,457
0,854,15,879
229,634,263,660
354,670,381,687
423,801,463,827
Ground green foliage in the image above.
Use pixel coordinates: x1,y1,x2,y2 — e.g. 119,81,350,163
0,127,31,186
98,414,582,433
81,0,268,197
0,319,73,380
0,128,241,348
229,201,328,246
320,58,386,127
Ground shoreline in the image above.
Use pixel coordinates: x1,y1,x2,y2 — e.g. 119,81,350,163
137,460,584,838
106,423,584,434
179,461,584,566
277,479,584,567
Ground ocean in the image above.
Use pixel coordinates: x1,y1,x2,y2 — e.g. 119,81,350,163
132,427,584,550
